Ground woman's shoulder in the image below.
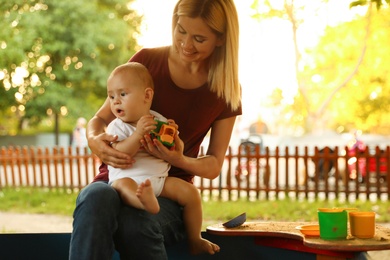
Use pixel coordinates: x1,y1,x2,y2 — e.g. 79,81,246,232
142,46,170,53
131,46,170,77
131,46,170,62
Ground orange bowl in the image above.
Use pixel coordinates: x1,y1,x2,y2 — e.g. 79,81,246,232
296,224,320,237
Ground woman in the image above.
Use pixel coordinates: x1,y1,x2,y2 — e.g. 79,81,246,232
69,0,241,259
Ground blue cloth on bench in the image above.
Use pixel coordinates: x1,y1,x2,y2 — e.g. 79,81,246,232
0,232,319,260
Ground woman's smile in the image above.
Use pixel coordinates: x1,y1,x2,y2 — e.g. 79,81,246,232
182,47,197,57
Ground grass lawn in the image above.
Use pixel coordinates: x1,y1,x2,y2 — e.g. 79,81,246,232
1,188,390,229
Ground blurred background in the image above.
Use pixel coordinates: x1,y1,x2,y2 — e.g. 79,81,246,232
0,0,389,148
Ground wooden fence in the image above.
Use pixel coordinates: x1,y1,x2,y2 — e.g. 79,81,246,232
1,145,389,202
0,146,99,190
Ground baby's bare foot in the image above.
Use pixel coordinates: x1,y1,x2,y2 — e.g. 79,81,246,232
189,238,220,255
136,179,160,214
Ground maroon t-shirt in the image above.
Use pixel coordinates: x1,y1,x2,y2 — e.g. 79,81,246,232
94,46,242,183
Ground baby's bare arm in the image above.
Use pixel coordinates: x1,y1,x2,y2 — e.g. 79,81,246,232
112,115,156,157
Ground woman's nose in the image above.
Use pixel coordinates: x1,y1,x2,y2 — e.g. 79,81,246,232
181,36,193,49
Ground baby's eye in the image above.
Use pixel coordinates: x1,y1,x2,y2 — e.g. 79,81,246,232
120,92,126,97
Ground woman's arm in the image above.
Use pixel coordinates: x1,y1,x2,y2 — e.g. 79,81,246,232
87,98,134,168
178,117,236,179
142,116,236,180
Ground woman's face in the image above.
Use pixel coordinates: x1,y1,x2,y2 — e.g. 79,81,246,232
173,16,223,63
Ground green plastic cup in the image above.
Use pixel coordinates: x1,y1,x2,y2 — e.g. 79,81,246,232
318,209,347,240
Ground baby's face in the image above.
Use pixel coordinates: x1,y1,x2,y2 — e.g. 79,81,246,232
107,71,149,124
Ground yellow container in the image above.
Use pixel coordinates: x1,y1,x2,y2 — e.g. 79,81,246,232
349,211,376,239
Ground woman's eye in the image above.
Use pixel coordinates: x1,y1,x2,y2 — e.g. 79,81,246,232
195,37,205,43
177,25,185,34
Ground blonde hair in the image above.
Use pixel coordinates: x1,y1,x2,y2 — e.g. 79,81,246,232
109,62,154,90
173,0,241,111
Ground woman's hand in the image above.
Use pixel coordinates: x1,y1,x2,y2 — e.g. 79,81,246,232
141,133,184,165
140,120,184,166
89,132,134,168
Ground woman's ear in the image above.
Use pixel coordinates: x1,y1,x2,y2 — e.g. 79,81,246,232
144,87,154,102
216,35,225,47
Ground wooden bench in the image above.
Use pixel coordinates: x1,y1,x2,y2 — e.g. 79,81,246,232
207,222,390,260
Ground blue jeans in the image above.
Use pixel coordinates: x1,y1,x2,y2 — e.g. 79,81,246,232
69,181,186,260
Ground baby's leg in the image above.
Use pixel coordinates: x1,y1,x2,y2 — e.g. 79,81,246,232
136,179,160,214
112,178,142,209
160,177,220,255
112,178,159,214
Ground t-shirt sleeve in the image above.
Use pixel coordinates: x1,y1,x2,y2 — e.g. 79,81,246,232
106,119,130,142
216,101,242,121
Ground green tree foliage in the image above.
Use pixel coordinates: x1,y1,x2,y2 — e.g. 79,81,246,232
250,0,390,134
350,0,390,9
0,0,141,134
297,5,390,134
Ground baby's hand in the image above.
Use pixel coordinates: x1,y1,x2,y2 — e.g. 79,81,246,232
135,115,156,137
